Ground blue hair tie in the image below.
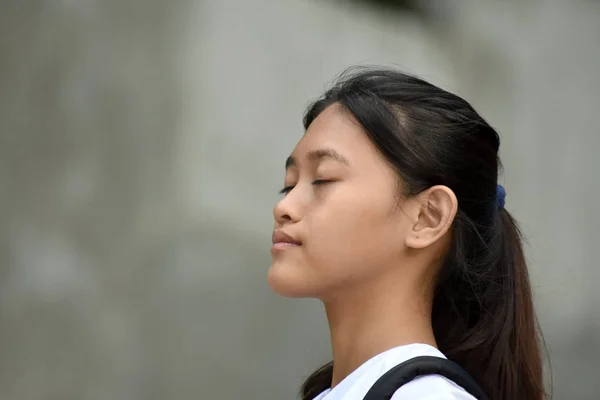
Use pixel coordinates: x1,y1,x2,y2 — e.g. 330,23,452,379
496,184,506,209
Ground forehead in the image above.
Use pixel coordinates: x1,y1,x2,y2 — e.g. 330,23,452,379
290,105,381,165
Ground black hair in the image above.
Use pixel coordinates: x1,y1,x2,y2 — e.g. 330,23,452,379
299,67,546,400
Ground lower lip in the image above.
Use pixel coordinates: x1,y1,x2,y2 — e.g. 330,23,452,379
271,242,301,252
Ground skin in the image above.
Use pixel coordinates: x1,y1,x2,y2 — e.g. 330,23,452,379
269,104,459,388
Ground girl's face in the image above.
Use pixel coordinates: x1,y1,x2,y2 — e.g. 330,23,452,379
268,105,414,299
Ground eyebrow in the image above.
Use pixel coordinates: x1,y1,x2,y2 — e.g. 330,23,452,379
285,148,350,169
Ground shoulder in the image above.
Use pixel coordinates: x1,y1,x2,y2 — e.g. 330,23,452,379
390,374,477,400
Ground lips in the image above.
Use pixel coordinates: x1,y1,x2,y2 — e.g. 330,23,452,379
272,230,302,246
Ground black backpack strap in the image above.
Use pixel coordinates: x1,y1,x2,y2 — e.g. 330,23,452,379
363,356,488,400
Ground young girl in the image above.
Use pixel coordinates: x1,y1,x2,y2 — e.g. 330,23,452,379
268,67,545,400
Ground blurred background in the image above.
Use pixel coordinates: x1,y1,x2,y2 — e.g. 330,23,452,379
0,0,598,399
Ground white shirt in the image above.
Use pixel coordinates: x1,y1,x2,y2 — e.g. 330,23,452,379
312,343,476,400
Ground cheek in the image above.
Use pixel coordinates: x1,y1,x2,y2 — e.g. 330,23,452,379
306,191,401,280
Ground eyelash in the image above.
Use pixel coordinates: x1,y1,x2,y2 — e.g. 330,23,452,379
279,180,332,195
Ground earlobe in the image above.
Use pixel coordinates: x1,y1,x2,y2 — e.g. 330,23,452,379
405,185,458,249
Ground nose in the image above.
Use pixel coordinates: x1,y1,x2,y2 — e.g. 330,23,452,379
273,194,301,225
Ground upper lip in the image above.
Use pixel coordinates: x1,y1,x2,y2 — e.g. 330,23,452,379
272,230,302,245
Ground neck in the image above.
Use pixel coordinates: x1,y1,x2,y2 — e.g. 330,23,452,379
323,276,436,388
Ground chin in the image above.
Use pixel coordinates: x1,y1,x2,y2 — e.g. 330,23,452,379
267,261,321,298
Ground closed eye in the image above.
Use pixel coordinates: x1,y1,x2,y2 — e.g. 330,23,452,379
279,185,294,195
278,180,333,195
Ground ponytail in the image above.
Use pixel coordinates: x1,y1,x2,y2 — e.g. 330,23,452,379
496,208,545,399
431,207,546,400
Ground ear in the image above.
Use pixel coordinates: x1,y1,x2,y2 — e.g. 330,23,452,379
404,185,458,249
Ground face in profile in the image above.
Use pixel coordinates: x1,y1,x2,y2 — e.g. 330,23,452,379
268,105,415,300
